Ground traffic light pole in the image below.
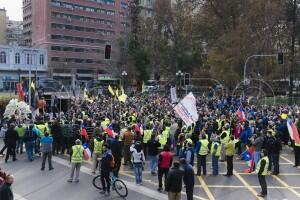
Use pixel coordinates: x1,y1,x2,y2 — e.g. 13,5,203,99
243,54,277,84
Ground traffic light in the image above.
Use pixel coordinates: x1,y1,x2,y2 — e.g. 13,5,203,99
278,52,284,65
184,73,190,86
105,44,111,60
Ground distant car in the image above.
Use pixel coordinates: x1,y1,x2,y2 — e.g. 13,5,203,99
144,85,159,92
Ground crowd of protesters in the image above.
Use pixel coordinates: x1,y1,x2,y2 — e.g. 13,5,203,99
0,92,300,199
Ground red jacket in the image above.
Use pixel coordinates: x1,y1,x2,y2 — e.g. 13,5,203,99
158,151,173,169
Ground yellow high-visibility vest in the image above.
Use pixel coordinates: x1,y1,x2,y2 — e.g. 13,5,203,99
256,156,269,176
71,145,84,163
199,139,209,155
211,142,221,156
93,139,104,154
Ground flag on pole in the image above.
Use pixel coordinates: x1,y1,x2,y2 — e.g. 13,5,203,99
141,81,145,93
287,118,300,144
83,88,88,99
236,105,247,122
105,124,114,137
31,80,35,91
16,83,25,101
118,85,127,102
108,85,115,96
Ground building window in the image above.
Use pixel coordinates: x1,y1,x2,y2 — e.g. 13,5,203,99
40,54,44,65
26,53,32,64
0,51,6,64
15,53,20,64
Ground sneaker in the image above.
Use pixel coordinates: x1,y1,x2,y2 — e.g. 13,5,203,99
74,179,79,183
41,168,45,171
49,168,54,171
257,193,266,197
67,179,73,183
99,190,106,195
157,188,162,192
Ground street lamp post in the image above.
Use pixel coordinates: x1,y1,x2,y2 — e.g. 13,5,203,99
176,70,184,96
18,68,21,83
121,70,128,90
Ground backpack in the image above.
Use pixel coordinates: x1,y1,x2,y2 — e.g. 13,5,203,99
109,154,115,168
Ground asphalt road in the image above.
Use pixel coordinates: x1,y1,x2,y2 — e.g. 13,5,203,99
1,140,300,200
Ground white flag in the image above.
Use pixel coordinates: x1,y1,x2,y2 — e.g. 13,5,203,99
170,87,178,104
174,92,198,126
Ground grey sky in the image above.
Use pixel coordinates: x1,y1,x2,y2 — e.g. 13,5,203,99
1,0,22,21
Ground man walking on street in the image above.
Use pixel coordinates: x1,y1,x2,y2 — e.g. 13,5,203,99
24,124,37,161
157,145,173,192
148,134,160,175
0,174,15,200
165,161,184,200
256,149,269,197
224,135,235,176
4,124,19,163
180,158,195,200
195,134,209,176
122,127,134,166
68,139,84,182
41,132,54,171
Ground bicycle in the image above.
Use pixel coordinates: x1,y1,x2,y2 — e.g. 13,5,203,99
92,173,128,198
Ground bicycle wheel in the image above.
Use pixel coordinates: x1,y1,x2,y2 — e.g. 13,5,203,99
114,179,128,198
92,175,103,190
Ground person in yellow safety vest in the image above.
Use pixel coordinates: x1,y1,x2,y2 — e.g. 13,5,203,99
68,139,84,182
158,133,167,151
143,127,152,159
92,135,104,174
101,118,110,130
195,134,209,176
162,126,170,144
256,149,269,197
224,135,235,176
211,137,221,175
220,124,230,162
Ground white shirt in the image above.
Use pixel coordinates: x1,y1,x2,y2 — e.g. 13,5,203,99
130,144,145,164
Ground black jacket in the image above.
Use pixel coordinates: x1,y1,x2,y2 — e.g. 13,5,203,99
5,128,19,145
182,164,195,186
147,139,160,156
0,183,14,200
271,138,282,154
111,139,123,159
165,166,183,193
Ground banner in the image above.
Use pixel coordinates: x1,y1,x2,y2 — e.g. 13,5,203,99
174,92,198,126
170,87,178,104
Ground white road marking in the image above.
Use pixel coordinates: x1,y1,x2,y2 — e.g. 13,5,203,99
52,156,168,200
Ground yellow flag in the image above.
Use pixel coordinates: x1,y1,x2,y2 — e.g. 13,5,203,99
121,85,125,95
84,88,88,99
108,85,115,96
118,93,127,102
142,81,145,93
31,80,35,91
116,88,119,97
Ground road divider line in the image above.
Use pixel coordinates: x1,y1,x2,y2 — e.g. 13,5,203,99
52,156,168,200
197,176,215,200
280,155,294,165
272,175,300,197
233,169,263,200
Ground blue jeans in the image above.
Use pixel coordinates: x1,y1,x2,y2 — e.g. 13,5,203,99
254,151,261,170
25,141,34,161
149,155,158,173
133,163,143,184
212,156,219,175
17,137,24,153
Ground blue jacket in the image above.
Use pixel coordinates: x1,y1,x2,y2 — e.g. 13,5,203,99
182,163,195,186
41,136,53,152
239,127,252,144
